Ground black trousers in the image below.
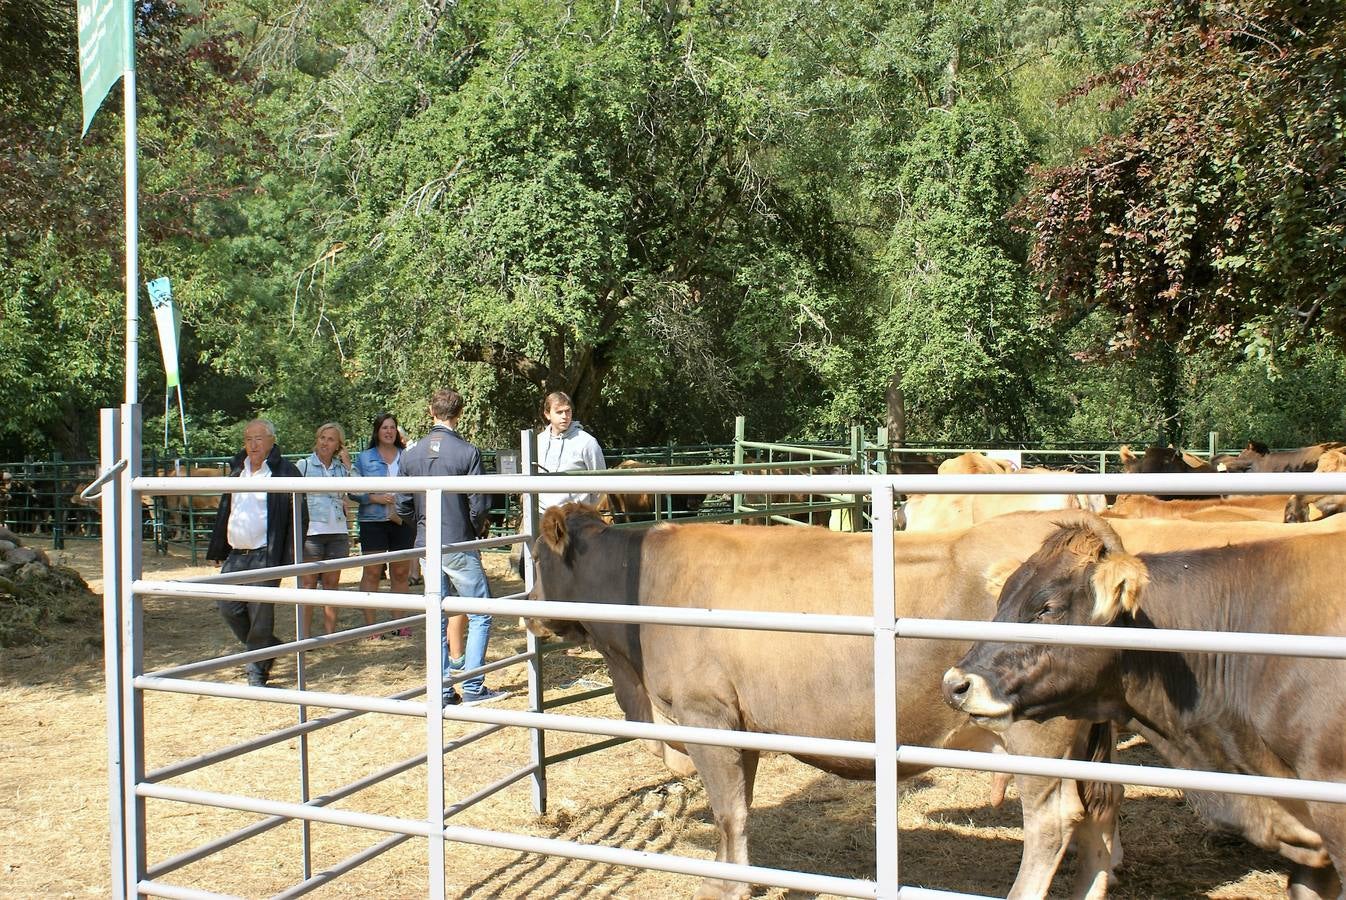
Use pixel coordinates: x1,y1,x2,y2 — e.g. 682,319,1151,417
218,548,282,679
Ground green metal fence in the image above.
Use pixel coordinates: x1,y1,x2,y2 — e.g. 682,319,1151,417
0,429,1229,552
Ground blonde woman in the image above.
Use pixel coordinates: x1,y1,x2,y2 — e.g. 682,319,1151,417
297,423,353,635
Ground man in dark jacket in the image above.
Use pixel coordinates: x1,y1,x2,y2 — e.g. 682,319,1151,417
397,389,507,706
207,419,304,686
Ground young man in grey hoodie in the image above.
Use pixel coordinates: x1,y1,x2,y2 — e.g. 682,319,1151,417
535,390,606,512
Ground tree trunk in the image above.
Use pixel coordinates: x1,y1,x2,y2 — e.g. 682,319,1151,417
941,45,960,108
884,371,906,446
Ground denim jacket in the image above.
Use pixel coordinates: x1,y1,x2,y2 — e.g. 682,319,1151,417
295,453,351,529
352,445,402,522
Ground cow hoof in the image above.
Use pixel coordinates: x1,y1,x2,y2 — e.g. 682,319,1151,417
693,880,750,900
1288,863,1341,900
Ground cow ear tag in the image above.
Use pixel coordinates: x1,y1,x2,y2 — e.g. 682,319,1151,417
1090,554,1148,622
984,557,1023,598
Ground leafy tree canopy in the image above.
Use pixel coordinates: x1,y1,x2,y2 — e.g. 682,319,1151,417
1019,0,1346,351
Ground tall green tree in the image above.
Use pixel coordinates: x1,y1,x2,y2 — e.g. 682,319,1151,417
307,0,857,446
0,0,268,457
1019,0,1346,349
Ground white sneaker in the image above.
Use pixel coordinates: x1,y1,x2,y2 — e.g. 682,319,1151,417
459,686,510,706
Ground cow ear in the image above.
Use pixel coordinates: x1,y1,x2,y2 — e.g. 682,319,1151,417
540,506,570,557
1090,553,1148,622
1118,445,1135,464
984,557,1023,598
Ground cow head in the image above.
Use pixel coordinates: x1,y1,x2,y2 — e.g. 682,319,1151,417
942,514,1148,731
523,502,609,642
1219,440,1271,473
1120,444,1212,475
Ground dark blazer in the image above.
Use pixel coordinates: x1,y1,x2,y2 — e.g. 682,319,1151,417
395,424,489,549
206,445,306,568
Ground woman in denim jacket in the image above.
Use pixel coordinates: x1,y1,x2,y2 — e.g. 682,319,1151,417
351,412,415,636
296,423,353,635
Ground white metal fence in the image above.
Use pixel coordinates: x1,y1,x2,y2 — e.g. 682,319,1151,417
93,405,1346,899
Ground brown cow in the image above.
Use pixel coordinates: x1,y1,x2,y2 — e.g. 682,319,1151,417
1286,449,1346,524
943,514,1346,899
1117,444,1219,501
1219,440,1346,474
1104,493,1289,523
158,462,228,540
938,451,1018,475
526,504,1122,899
532,504,1346,898
595,459,706,525
735,465,841,526
1118,444,1215,475
903,452,1105,532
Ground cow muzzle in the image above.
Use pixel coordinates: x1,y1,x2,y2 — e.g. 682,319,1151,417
942,667,1015,733
523,617,555,638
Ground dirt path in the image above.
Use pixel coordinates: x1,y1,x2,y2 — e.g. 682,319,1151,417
0,537,1286,898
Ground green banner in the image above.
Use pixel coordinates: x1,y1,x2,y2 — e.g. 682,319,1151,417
77,0,129,135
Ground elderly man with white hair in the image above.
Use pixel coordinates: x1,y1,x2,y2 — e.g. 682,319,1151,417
206,418,305,686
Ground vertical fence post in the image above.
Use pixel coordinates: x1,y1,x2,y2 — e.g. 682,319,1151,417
732,416,745,524
100,408,128,897
521,428,548,815
52,450,65,550
424,487,446,899
291,492,313,880
871,482,899,899
849,426,864,532
118,403,147,896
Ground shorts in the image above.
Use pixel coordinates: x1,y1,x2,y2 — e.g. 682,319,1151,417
303,533,350,562
359,518,415,553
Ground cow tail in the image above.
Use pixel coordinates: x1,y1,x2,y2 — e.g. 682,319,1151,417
1079,721,1120,817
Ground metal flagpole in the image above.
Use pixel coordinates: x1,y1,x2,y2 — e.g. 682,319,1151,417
176,383,189,452
123,2,139,407
79,0,140,893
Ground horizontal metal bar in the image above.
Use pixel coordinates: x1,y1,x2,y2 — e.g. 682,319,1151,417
173,534,518,586
141,781,880,898
543,735,631,765
153,719,507,884
133,471,1346,497
737,440,855,461
135,580,424,610
439,821,879,898
268,729,514,899
448,762,536,818
137,881,244,900
440,706,876,760
898,890,997,900
146,683,428,783
443,650,528,689
903,745,1346,806
443,595,875,635
79,458,128,499
541,685,613,709
139,783,438,837
593,459,830,475
898,617,1346,659
148,615,425,681
136,677,429,718
270,831,412,900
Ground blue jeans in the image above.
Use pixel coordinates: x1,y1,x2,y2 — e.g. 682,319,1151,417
437,551,492,695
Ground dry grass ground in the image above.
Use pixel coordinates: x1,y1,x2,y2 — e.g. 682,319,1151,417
0,537,1288,899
